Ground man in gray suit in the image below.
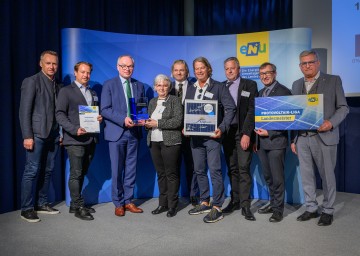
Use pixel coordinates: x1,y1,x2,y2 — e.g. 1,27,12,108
254,62,291,223
19,50,62,222
291,50,349,226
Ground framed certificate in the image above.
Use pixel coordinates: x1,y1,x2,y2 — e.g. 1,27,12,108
184,99,218,136
255,94,324,130
79,105,100,133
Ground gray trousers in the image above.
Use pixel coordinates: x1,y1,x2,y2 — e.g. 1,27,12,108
296,135,337,215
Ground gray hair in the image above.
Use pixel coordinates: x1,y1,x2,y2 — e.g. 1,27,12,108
224,57,240,68
153,74,172,90
117,55,135,66
299,50,319,61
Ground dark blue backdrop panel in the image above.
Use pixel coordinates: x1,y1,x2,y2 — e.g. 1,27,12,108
61,28,310,206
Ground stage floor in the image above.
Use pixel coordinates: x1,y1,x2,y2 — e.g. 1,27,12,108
1,191,359,256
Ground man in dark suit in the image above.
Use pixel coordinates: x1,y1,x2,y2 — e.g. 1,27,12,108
170,59,199,206
221,57,258,221
254,62,292,222
101,55,145,217
56,61,102,221
291,50,349,226
186,57,236,223
19,50,62,223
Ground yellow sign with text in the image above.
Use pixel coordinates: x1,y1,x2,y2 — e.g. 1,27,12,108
237,32,269,66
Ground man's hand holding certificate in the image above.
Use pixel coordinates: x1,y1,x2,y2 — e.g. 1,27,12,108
79,105,102,133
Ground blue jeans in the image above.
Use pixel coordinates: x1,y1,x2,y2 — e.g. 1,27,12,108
21,134,59,211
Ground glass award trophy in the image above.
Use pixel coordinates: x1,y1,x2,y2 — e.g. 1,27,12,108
129,97,149,124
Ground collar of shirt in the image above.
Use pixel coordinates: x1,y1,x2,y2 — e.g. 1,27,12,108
194,78,210,89
74,80,88,90
304,71,320,83
227,76,240,87
263,81,277,93
175,80,188,90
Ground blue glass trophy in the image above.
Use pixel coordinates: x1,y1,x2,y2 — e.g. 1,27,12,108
129,97,149,124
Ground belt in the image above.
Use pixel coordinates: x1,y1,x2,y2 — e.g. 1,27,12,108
299,130,318,137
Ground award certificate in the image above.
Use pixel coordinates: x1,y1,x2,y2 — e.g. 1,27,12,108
79,105,100,133
184,99,218,136
255,94,323,130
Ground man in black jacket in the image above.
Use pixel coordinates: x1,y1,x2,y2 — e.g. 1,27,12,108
19,50,62,223
56,61,102,221
221,57,259,221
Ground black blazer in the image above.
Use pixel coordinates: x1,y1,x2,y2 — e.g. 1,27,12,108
256,82,292,150
19,71,62,139
56,82,99,146
185,78,236,133
234,78,258,142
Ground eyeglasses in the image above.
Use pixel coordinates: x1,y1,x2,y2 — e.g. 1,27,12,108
197,88,203,99
118,64,134,70
259,71,274,76
299,60,318,67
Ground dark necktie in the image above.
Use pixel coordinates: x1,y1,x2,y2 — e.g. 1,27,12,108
263,87,271,97
125,80,132,117
178,83,183,98
226,81,233,87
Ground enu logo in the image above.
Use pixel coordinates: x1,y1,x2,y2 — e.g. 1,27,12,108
239,42,267,56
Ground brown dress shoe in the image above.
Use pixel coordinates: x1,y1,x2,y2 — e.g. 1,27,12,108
115,206,125,217
125,203,143,213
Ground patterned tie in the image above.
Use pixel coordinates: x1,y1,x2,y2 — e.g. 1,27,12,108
226,81,233,87
125,80,132,117
263,87,271,97
178,83,183,98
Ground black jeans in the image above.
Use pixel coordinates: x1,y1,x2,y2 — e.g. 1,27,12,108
150,142,181,209
65,142,96,208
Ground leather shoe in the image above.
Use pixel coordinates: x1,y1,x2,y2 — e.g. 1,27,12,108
258,204,274,214
317,213,333,226
75,207,94,221
115,206,125,217
166,208,177,218
151,206,168,215
125,203,143,213
269,211,283,222
296,211,319,221
241,206,256,221
69,206,96,214
222,201,241,214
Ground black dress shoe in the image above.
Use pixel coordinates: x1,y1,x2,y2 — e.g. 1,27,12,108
296,211,319,221
69,206,96,214
75,207,94,221
222,201,241,214
269,211,283,222
258,205,274,214
151,206,168,215
166,208,177,218
241,207,256,221
317,213,333,226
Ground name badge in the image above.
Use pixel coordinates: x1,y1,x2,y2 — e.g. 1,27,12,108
241,90,250,97
93,96,98,102
204,91,214,99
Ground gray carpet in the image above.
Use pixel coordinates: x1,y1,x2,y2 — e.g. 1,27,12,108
1,191,360,256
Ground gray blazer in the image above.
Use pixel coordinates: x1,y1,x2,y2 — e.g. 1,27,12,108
19,71,61,139
257,82,292,150
292,72,349,145
147,95,183,146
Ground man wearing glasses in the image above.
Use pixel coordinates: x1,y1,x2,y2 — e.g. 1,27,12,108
291,50,348,226
254,62,291,222
221,57,258,221
185,57,236,223
101,55,145,217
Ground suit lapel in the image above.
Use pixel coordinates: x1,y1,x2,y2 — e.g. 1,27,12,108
237,78,246,106
71,82,88,106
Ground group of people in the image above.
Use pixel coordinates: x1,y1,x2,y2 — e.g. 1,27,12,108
19,50,348,226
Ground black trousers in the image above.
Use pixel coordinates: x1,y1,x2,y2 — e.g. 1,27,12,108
65,142,96,208
223,126,253,207
257,148,286,213
150,142,181,208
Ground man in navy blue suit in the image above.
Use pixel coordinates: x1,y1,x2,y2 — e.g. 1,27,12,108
101,55,145,217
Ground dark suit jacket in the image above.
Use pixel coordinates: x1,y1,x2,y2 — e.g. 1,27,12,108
19,71,62,139
233,77,258,142
185,78,236,133
257,82,292,150
292,72,349,145
147,95,183,146
101,76,145,142
56,82,99,146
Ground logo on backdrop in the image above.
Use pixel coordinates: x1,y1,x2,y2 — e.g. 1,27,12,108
237,32,269,80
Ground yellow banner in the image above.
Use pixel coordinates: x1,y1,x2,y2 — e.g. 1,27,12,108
237,32,269,66
255,115,295,122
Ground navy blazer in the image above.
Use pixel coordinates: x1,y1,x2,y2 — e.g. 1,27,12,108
256,82,292,150
56,82,99,146
185,78,236,133
101,76,145,142
292,72,349,145
19,71,62,139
